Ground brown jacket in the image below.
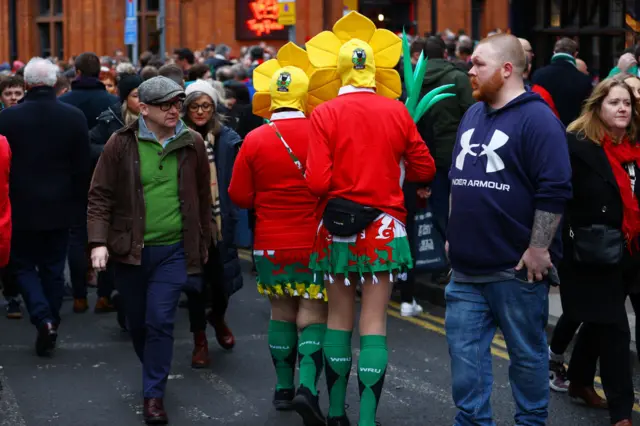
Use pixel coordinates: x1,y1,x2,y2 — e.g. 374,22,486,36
87,120,212,275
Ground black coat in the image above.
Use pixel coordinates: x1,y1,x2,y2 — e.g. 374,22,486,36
0,86,90,231
559,133,640,324
59,77,119,129
89,102,124,168
531,59,592,128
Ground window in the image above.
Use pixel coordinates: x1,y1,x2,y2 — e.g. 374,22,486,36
35,0,63,59
137,0,160,53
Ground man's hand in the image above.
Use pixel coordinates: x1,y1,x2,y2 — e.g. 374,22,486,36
91,246,109,272
417,187,432,199
515,247,551,282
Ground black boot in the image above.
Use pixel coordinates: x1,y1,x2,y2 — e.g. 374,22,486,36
292,386,325,426
35,321,57,357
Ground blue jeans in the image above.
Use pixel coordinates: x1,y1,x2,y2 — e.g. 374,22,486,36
11,229,69,327
444,279,549,426
113,242,187,398
68,223,88,299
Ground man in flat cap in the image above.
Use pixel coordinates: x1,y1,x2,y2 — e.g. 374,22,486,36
87,76,212,424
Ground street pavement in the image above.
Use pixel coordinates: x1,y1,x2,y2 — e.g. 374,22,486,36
1,259,639,425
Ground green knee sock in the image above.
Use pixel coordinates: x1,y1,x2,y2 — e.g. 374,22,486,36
358,335,388,426
323,329,353,417
268,320,298,391
298,323,327,395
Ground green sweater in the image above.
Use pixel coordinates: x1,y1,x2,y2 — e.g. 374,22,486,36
137,119,189,246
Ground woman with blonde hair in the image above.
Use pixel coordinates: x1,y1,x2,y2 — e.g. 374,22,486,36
561,78,640,426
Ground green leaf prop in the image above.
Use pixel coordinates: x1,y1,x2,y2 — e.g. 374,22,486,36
402,30,457,123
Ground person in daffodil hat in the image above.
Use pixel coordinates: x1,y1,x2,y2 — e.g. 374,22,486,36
229,42,329,425
304,12,436,426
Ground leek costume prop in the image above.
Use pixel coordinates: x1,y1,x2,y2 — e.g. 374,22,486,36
304,12,436,426
228,42,328,423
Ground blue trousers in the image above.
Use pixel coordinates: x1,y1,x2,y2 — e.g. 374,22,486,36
445,278,549,426
114,242,187,398
11,229,69,327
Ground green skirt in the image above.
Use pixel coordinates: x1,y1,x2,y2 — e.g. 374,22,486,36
254,248,327,301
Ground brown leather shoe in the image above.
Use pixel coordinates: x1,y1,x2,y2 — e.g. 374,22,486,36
94,297,116,313
143,398,168,424
613,420,632,426
568,384,608,409
73,298,89,313
207,311,235,350
191,331,210,368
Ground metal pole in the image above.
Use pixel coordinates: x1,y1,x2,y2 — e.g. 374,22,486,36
132,0,139,66
159,0,166,62
288,25,296,44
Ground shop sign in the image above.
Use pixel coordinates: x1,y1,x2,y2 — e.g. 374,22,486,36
236,0,289,40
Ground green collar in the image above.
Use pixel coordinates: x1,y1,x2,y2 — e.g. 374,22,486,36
551,53,577,66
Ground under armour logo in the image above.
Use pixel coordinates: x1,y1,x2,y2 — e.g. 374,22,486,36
455,129,509,173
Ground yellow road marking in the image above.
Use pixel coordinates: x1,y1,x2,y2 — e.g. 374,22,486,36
238,249,640,411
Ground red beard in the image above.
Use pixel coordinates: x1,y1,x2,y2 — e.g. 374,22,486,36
471,69,504,103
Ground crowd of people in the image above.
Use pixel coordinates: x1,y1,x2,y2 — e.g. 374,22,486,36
1,10,640,426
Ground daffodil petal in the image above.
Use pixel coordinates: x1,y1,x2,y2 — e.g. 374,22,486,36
369,29,402,68
306,31,342,69
277,42,312,74
308,68,342,108
332,11,377,44
253,59,282,93
375,68,402,100
252,92,272,119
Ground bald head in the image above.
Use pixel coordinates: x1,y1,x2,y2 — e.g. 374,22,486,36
476,34,527,75
576,58,588,75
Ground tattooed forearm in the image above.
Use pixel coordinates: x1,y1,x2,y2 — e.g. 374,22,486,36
530,210,562,249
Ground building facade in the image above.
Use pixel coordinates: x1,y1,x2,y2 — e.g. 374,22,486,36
0,0,512,62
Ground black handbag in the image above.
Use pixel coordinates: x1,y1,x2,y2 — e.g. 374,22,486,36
570,224,624,265
323,197,381,237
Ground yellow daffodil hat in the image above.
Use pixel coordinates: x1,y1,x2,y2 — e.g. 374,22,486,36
252,42,315,119
305,11,403,106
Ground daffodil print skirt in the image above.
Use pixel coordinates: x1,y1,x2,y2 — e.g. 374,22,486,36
254,249,327,301
309,214,413,285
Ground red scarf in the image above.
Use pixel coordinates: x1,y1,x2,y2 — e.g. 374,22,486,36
601,134,640,251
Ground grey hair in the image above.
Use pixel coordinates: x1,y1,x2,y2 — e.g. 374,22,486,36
24,57,58,87
215,44,231,57
116,62,136,76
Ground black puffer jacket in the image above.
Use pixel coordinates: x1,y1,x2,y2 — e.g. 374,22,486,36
89,102,125,170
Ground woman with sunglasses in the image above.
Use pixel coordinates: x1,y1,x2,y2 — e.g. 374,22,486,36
180,79,242,368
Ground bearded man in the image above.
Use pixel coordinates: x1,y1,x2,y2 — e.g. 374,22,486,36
444,34,572,426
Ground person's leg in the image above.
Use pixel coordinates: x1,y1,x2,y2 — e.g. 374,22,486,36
2,262,22,319
95,263,116,312
67,224,88,309
429,168,451,282
596,321,634,424
323,276,356,420
113,262,148,363
37,229,70,327
185,276,210,368
487,279,549,426
292,298,328,425
548,314,581,392
444,280,497,426
142,243,187,399
11,230,51,327
204,244,234,349
357,273,393,426
629,293,640,358
269,297,299,409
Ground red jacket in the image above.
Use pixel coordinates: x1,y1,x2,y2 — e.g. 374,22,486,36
0,135,11,267
229,112,319,250
306,90,436,224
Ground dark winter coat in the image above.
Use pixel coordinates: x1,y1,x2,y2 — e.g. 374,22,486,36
213,126,244,296
89,102,124,168
417,58,475,170
0,86,90,231
531,59,592,128
559,133,640,324
59,77,119,129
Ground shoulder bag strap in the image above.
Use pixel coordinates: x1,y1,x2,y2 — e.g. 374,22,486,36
267,120,305,178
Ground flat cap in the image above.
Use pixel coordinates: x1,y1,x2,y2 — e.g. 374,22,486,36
138,76,185,104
